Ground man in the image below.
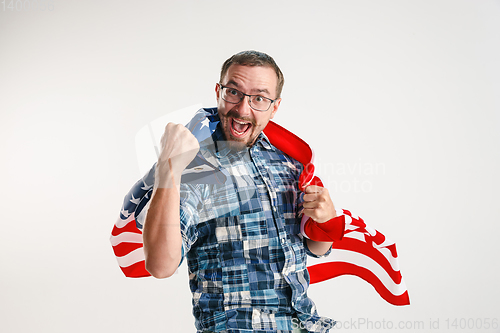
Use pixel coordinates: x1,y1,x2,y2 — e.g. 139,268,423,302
143,51,337,333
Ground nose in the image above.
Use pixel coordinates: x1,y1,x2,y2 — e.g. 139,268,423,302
236,95,253,117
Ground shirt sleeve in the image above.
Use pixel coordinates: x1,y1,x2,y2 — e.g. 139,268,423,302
302,237,332,258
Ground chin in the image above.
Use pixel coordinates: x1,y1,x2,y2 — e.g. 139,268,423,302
227,133,256,151
221,123,255,150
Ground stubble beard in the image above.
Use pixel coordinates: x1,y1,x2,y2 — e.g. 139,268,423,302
220,110,259,151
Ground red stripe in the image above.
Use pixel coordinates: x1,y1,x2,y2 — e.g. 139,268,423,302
332,237,402,284
263,121,314,191
307,262,410,306
303,216,346,242
120,260,151,278
263,121,312,166
112,242,144,258
343,225,399,260
111,219,142,236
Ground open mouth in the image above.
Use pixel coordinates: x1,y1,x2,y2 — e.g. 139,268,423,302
230,118,252,138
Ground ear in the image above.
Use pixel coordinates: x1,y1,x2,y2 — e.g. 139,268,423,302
269,98,281,119
215,83,221,101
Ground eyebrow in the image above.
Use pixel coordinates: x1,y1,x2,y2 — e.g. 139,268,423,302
225,80,240,87
253,88,271,95
224,80,271,96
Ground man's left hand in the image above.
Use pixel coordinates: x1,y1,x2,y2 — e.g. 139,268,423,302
302,185,337,223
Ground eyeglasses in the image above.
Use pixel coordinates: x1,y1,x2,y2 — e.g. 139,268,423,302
218,84,278,112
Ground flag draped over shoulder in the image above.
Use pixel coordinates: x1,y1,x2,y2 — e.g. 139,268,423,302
110,108,410,306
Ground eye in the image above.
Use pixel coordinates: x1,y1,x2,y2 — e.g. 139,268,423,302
228,89,239,96
254,96,264,102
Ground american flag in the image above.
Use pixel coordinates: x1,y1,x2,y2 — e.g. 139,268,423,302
110,109,410,306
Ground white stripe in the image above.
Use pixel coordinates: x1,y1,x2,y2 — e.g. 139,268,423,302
344,231,366,242
376,237,396,248
365,225,377,236
114,213,136,229
344,211,359,220
116,247,145,268
110,232,143,247
377,246,400,271
343,213,352,225
345,224,360,231
308,249,407,296
343,231,400,271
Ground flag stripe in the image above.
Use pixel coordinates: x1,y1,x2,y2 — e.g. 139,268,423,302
311,248,406,294
116,247,146,268
110,231,143,247
113,213,137,231
120,261,150,278
334,237,402,282
307,262,410,306
112,241,143,258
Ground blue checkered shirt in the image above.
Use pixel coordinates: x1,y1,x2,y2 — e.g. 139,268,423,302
178,122,334,333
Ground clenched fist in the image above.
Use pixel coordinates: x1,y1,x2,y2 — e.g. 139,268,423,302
155,123,200,188
302,185,337,223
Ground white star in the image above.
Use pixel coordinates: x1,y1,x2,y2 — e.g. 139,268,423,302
121,209,131,218
130,194,140,205
141,181,153,191
200,117,210,129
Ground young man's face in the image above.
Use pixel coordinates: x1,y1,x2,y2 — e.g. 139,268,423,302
216,64,281,150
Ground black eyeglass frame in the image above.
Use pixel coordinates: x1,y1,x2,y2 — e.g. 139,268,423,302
218,83,278,112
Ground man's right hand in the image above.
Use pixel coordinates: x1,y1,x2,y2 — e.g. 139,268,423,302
155,123,200,188
145,122,198,278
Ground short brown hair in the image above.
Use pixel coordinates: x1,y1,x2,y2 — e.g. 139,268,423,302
220,50,285,98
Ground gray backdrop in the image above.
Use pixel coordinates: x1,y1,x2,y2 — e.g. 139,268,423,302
1,1,499,332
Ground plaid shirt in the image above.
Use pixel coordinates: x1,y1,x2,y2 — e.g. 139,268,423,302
178,122,335,333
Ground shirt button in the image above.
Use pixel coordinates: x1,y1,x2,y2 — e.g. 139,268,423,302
281,237,286,244
291,301,295,307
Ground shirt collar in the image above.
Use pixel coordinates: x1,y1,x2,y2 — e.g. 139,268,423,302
256,131,273,150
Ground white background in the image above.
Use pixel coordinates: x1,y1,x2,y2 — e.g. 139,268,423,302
1,1,499,332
